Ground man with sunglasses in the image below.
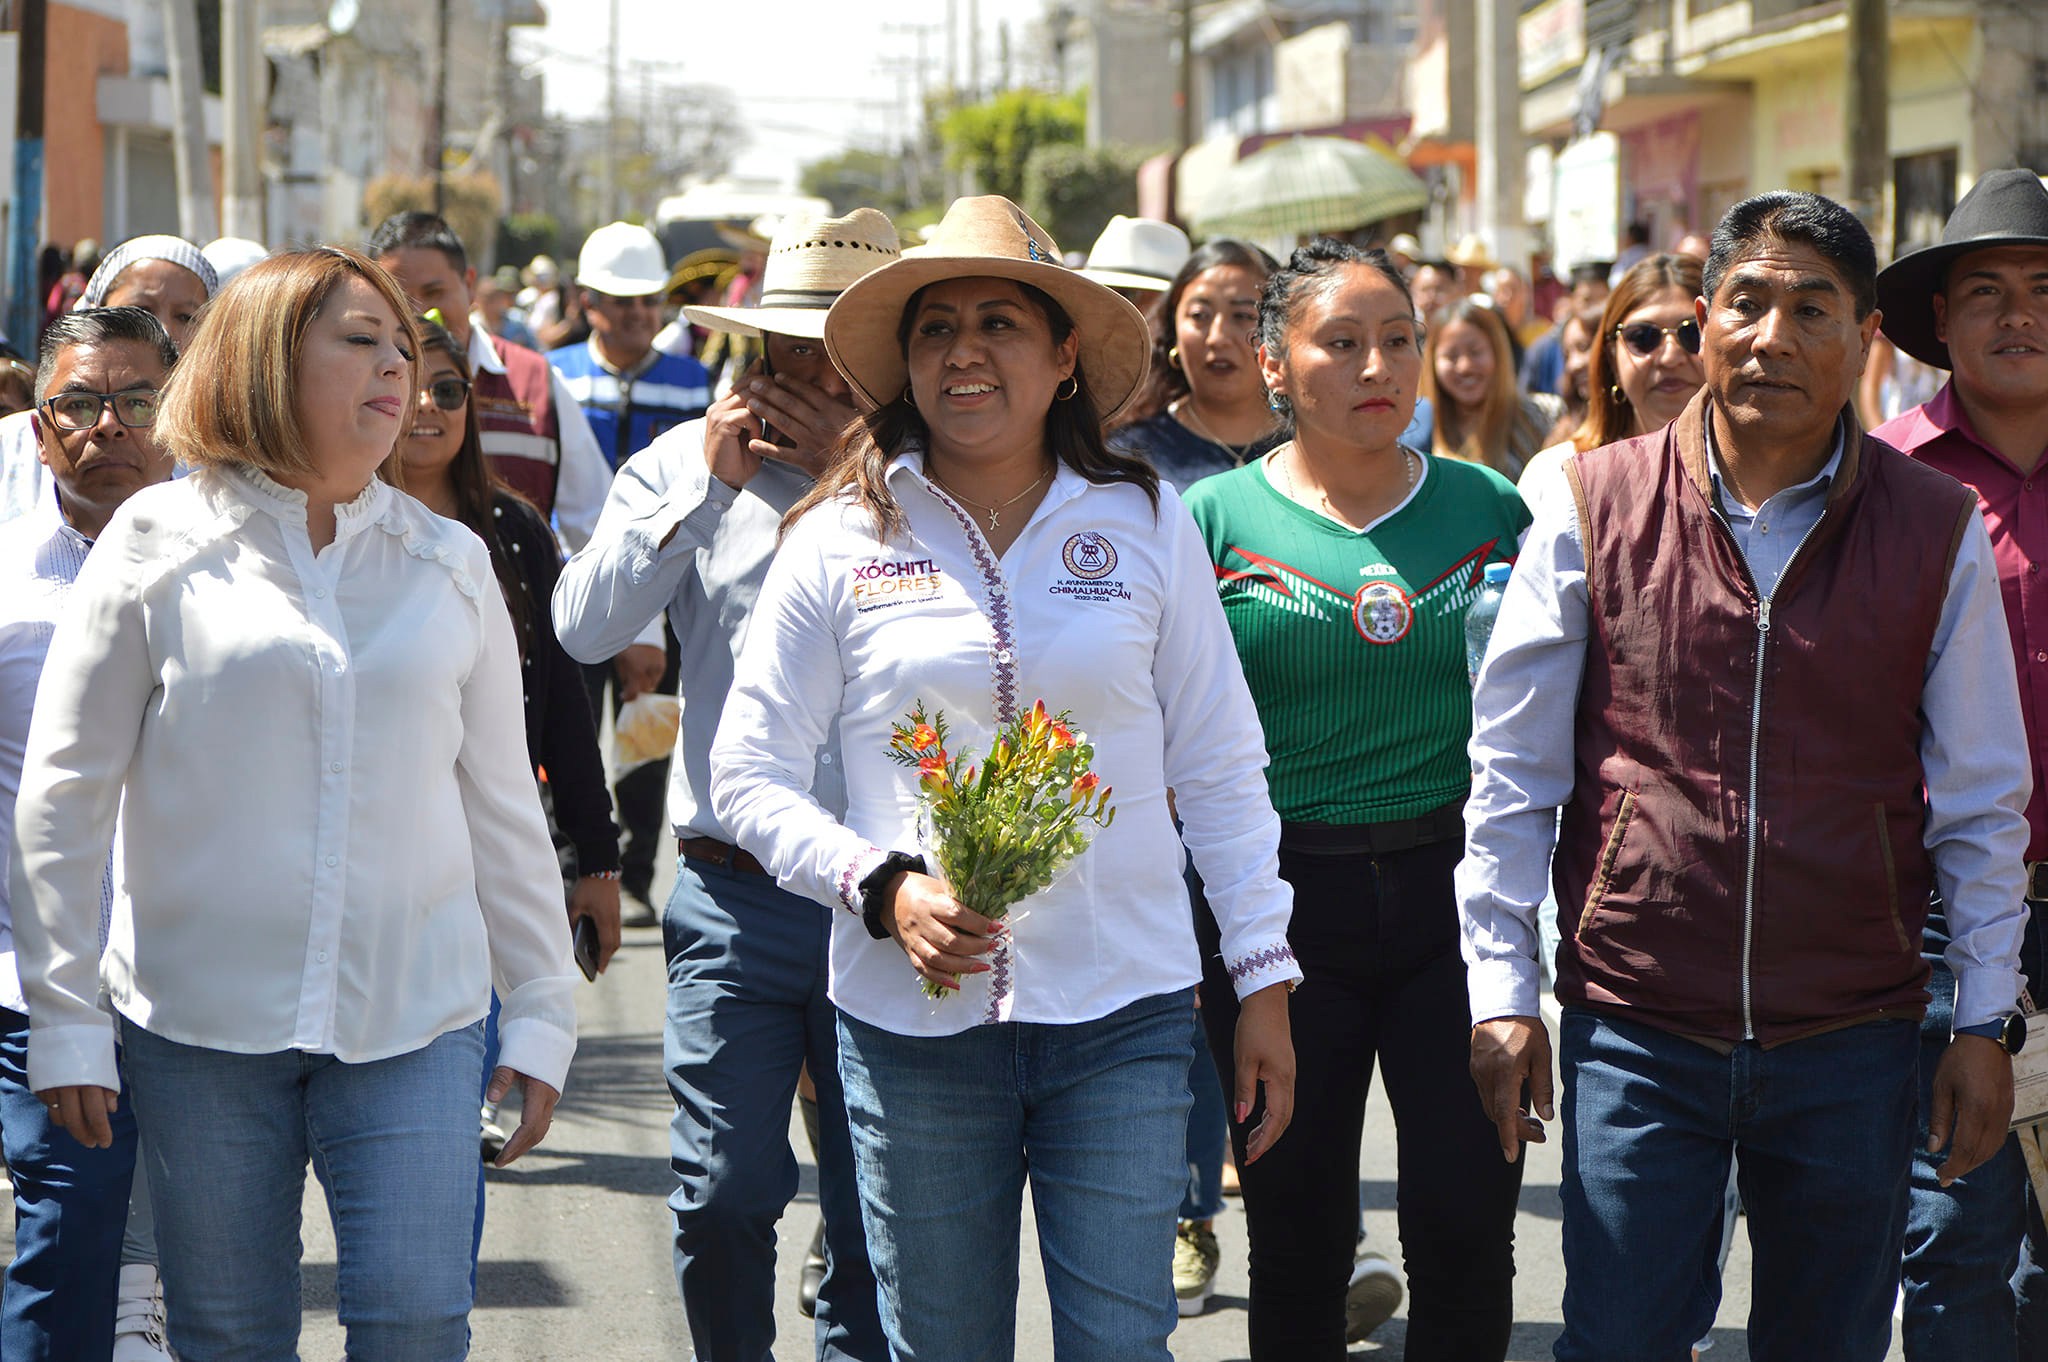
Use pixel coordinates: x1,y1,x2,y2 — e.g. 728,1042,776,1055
1874,167,2048,1360
0,307,179,1359
552,208,899,1362
1462,191,2031,1358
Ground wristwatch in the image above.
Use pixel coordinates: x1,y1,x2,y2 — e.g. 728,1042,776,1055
1957,1013,2028,1055
858,851,926,941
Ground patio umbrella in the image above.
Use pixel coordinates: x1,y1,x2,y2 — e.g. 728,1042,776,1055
1191,135,1430,241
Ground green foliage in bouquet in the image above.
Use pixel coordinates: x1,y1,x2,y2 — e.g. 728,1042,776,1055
886,699,1117,998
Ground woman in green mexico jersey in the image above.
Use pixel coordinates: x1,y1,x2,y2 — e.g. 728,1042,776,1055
1183,238,1532,1361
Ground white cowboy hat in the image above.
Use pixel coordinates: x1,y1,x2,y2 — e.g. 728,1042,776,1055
684,209,902,340
1078,215,1190,293
823,195,1150,421
576,222,668,298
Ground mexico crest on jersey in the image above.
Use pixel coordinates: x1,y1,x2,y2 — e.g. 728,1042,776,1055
1352,580,1413,644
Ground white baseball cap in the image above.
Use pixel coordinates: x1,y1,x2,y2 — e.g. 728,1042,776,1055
576,222,669,298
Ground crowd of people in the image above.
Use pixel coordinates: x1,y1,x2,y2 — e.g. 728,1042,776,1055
0,165,2044,1362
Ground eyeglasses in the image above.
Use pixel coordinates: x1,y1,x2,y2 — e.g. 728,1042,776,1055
421,377,472,411
1616,319,1702,357
41,387,160,431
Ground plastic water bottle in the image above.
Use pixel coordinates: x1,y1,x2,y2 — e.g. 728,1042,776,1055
1465,561,1513,687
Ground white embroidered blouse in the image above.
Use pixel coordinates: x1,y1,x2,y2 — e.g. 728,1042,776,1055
11,464,578,1093
710,451,1300,1037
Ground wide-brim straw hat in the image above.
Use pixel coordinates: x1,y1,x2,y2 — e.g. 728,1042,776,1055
823,195,1150,421
1877,168,2048,369
1446,233,1498,270
685,209,901,340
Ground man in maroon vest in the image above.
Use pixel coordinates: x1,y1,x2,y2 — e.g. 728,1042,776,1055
1459,191,2033,1359
368,212,611,552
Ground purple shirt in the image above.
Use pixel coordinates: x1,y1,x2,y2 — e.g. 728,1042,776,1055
1877,381,2048,859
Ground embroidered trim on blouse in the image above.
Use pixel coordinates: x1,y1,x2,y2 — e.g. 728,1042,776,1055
839,845,887,914
923,484,1021,726
921,475,1022,1022
1227,943,1299,984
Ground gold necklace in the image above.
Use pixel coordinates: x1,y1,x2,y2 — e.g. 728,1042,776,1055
1280,445,1416,526
1171,397,1277,466
928,465,1053,532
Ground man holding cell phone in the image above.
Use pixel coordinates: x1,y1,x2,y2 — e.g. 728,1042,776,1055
552,209,900,1362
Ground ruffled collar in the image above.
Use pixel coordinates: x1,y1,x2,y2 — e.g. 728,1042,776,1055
223,461,389,536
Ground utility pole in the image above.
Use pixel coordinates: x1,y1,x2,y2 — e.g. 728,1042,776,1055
1475,0,1527,269
220,0,264,240
1844,0,1889,239
6,0,46,349
968,0,981,102
1176,0,1193,154
431,0,451,214
601,0,620,222
162,0,216,243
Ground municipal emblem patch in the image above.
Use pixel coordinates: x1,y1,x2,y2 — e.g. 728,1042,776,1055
1352,580,1412,644
1061,533,1118,581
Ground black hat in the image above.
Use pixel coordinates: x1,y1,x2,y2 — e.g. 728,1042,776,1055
1876,169,2048,369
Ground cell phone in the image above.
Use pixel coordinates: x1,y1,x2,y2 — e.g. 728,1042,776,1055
756,351,786,448
572,914,600,982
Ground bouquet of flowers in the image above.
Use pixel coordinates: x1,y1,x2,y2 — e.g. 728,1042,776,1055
885,699,1117,999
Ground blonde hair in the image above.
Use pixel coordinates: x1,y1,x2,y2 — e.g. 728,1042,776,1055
1420,299,1518,473
157,247,420,477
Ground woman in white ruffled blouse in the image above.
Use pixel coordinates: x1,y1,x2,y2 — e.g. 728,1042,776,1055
11,248,578,1360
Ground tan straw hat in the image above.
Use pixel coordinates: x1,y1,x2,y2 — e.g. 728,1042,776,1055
685,209,902,340
823,195,1151,420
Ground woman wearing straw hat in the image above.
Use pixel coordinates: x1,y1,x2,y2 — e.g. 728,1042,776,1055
554,208,901,1361
709,195,1300,1358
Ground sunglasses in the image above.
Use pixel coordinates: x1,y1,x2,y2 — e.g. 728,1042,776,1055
420,377,472,411
1616,319,1702,357
42,387,160,431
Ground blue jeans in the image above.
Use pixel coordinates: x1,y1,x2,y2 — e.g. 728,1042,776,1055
662,857,882,1361
1901,906,2048,1360
836,988,1196,1362
0,1005,137,1360
121,1019,485,1362
1556,1008,1919,1362
1181,1009,1227,1222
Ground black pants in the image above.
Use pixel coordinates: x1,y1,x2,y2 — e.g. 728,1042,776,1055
580,621,680,900
1203,832,1522,1361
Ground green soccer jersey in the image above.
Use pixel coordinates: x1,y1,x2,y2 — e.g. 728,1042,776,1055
1184,452,1532,825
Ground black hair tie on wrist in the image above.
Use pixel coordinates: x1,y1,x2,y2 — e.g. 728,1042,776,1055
859,851,927,940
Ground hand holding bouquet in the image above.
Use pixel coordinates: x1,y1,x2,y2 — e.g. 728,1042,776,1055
885,700,1116,999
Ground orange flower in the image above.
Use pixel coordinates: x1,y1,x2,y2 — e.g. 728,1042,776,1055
1049,723,1075,750
910,724,941,752
1073,771,1100,795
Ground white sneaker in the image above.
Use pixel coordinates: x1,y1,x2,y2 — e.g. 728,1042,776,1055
113,1262,174,1361
1344,1248,1404,1343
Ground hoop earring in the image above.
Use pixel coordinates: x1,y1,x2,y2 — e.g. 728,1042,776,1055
899,387,917,407
1609,385,1626,404
1167,345,1182,370
1055,375,1078,401
1266,388,1284,412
